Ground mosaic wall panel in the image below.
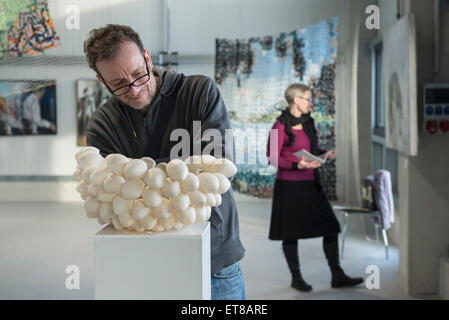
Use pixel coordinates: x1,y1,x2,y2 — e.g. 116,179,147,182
215,17,338,200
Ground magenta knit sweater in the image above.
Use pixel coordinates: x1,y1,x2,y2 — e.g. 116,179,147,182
267,120,325,181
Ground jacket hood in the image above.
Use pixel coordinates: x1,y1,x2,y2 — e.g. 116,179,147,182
154,67,184,97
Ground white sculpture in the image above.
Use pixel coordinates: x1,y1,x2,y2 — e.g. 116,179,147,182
106,154,130,175
74,147,236,232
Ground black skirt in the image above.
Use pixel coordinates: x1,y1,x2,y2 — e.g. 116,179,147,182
269,179,341,240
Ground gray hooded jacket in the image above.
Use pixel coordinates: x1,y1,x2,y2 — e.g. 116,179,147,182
86,68,245,275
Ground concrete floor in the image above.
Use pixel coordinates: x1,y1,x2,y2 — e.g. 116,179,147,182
0,200,422,300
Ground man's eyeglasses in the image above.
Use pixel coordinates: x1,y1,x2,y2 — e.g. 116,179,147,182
99,57,151,96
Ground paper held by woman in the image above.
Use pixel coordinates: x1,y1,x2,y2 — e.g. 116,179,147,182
293,149,333,164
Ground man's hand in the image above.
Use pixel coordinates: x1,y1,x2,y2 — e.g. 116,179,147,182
297,156,321,169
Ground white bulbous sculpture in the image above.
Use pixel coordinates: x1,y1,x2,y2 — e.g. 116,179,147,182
209,158,237,177
85,196,100,215
184,155,202,173
142,187,163,208
121,179,145,200
152,198,172,220
112,196,133,216
205,193,216,207
106,154,130,175
73,167,82,182
214,173,231,194
99,202,114,221
161,178,181,198
215,194,222,207
200,154,217,172
170,193,190,212
175,207,196,225
198,172,219,194
132,220,145,232
141,213,157,230
75,149,238,232
112,215,125,230
180,172,200,193
87,184,101,197
76,146,99,161
103,174,125,193
194,206,208,223
143,168,166,189
78,150,103,169
132,199,151,221
172,221,184,231
140,157,156,169
156,162,167,172
124,159,148,179
152,224,165,232
97,190,116,203
76,180,89,194
97,216,108,225
189,190,207,207
86,210,98,219
90,167,110,186
205,206,212,220
118,210,136,228
82,165,97,182
166,159,188,181
160,215,175,231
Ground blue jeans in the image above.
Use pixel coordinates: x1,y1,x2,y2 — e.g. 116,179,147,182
211,261,246,300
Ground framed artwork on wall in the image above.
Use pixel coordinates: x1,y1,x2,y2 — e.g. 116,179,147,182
383,14,418,156
76,79,111,146
0,80,56,136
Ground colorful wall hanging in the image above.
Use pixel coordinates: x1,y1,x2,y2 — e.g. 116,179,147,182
215,17,338,200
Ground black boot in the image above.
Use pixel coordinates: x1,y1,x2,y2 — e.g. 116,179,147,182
323,235,364,288
282,241,312,292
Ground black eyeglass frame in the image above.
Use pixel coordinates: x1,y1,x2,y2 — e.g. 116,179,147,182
297,95,313,103
98,57,151,96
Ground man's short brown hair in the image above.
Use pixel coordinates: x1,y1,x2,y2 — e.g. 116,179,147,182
83,24,145,73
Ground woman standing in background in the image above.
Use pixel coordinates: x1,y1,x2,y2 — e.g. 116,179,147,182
267,83,363,292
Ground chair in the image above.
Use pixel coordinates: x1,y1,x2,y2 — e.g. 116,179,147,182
332,204,389,260
332,174,391,261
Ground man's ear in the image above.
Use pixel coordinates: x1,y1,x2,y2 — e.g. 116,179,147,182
144,48,153,70
96,74,105,86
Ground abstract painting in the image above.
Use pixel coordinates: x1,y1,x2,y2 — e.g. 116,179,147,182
0,0,61,60
215,17,339,200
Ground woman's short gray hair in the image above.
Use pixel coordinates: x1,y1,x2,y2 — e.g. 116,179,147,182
284,83,310,104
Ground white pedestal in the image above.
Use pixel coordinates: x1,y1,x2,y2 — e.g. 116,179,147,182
94,222,211,300
439,256,449,300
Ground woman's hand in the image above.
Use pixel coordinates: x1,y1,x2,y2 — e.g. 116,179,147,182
327,149,337,161
297,156,321,169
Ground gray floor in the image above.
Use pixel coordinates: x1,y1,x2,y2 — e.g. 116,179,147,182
0,201,418,300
